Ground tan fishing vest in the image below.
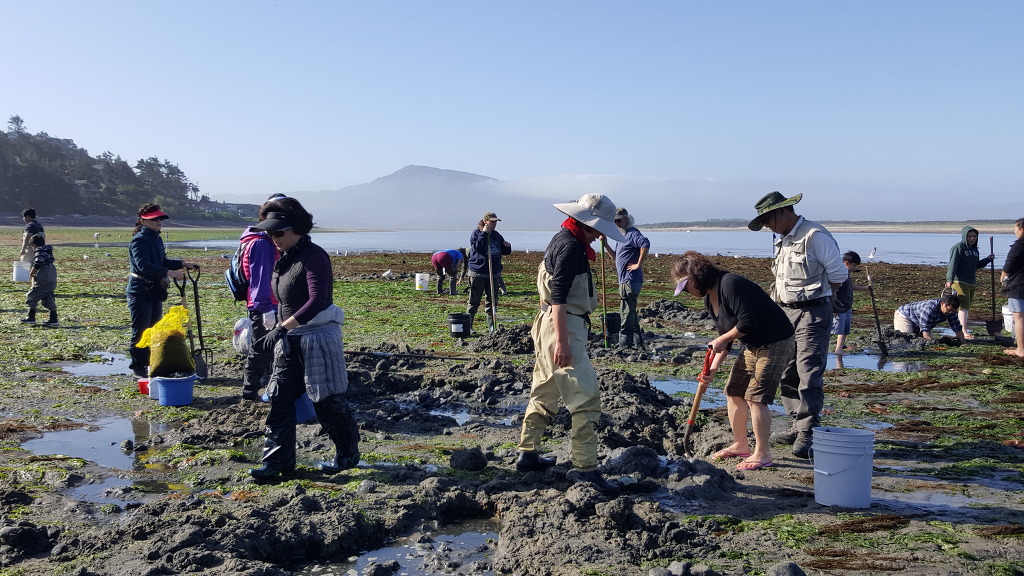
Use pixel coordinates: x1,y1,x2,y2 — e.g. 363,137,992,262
771,219,836,304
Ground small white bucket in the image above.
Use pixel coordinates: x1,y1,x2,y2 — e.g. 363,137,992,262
414,273,430,291
12,262,30,282
811,427,874,508
1003,305,1014,335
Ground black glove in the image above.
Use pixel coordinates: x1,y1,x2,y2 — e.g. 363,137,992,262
256,325,288,355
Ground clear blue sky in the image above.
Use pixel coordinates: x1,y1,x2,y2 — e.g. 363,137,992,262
3,1,1022,221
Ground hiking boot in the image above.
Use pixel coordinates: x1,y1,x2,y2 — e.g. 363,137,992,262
248,464,293,480
567,470,621,497
319,452,360,474
42,311,58,325
515,451,556,472
20,309,36,323
240,390,262,402
771,427,798,445
792,431,813,459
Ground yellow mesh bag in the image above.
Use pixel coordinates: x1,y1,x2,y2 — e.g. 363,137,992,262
136,306,196,377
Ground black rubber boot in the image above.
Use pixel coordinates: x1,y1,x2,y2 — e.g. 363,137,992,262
318,451,361,474
516,451,557,472
43,310,58,325
315,395,361,474
617,332,634,348
20,309,36,323
567,470,621,497
251,424,297,479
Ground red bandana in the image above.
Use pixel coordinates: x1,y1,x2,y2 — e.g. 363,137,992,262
561,218,596,261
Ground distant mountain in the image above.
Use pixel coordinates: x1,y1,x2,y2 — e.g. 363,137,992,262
301,165,501,230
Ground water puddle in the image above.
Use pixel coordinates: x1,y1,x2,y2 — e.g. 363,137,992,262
293,517,498,575
650,379,785,414
429,409,516,427
829,353,926,372
62,352,133,377
20,417,180,504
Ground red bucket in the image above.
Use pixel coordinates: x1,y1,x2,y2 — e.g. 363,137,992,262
138,378,150,395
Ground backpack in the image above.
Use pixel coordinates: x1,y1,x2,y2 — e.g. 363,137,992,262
225,242,250,302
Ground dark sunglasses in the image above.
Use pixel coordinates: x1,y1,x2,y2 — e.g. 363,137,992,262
269,228,291,238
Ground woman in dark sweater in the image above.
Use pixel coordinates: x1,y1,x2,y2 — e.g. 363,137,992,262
126,203,199,377
248,197,360,479
671,251,795,470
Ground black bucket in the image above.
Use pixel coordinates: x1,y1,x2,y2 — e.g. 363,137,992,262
604,312,621,338
448,313,472,338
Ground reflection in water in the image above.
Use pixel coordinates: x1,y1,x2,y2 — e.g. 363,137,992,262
830,354,925,373
650,380,785,414
63,351,133,377
20,417,179,504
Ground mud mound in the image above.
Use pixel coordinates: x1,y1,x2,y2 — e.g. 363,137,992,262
471,323,533,354
641,299,713,327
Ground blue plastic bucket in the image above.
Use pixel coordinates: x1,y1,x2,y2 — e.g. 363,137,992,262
153,374,197,406
260,392,319,424
811,427,874,508
295,392,317,424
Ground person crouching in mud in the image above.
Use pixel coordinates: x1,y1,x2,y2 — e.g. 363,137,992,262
248,197,360,480
515,193,626,496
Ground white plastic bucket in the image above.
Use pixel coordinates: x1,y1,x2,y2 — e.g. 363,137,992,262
12,262,30,282
811,427,874,508
414,273,430,291
1003,305,1014,335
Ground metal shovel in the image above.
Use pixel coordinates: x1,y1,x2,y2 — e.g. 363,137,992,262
866,270,889,355
174,276,206,378
682,347,715,458
188,268,213,377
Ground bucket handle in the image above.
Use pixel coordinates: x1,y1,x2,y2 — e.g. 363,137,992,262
810,447,874,477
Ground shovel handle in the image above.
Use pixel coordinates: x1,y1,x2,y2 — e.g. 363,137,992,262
686,348,715,424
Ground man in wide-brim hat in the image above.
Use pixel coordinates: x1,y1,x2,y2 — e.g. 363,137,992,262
748,191,846,459
515,193,624,497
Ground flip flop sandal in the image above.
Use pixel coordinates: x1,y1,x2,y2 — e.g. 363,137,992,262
736,459,774,471
712,449,752,460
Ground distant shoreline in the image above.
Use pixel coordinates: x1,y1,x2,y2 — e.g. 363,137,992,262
646,222,1012,234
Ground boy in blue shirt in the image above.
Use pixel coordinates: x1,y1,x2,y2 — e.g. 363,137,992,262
831,251,870,355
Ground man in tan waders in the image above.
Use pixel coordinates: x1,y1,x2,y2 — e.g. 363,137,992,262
516,194,626,496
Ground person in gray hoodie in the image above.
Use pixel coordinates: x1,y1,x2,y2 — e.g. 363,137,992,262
946,225,995,339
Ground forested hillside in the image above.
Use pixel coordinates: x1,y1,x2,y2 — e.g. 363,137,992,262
0,115,249,221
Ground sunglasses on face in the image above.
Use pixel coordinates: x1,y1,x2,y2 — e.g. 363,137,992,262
269,229,291,238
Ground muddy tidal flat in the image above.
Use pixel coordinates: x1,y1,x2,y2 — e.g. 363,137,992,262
0,235,1022,576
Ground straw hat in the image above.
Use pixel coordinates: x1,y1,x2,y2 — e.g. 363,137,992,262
553,194,626,243
747,191,802,231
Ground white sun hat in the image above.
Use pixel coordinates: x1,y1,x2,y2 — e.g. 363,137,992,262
553,194,627,243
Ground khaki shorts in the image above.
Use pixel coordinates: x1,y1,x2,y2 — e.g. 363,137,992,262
951,282,975,310
725,336,796,405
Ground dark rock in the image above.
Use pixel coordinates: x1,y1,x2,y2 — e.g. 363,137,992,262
450,447,488,471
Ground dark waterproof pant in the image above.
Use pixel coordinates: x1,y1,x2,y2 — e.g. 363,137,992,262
127,294,163,376
242,308,273,396
466,275,495,328
261,335,360,470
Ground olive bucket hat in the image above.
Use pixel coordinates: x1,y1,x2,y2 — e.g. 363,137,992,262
747,191,803,231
